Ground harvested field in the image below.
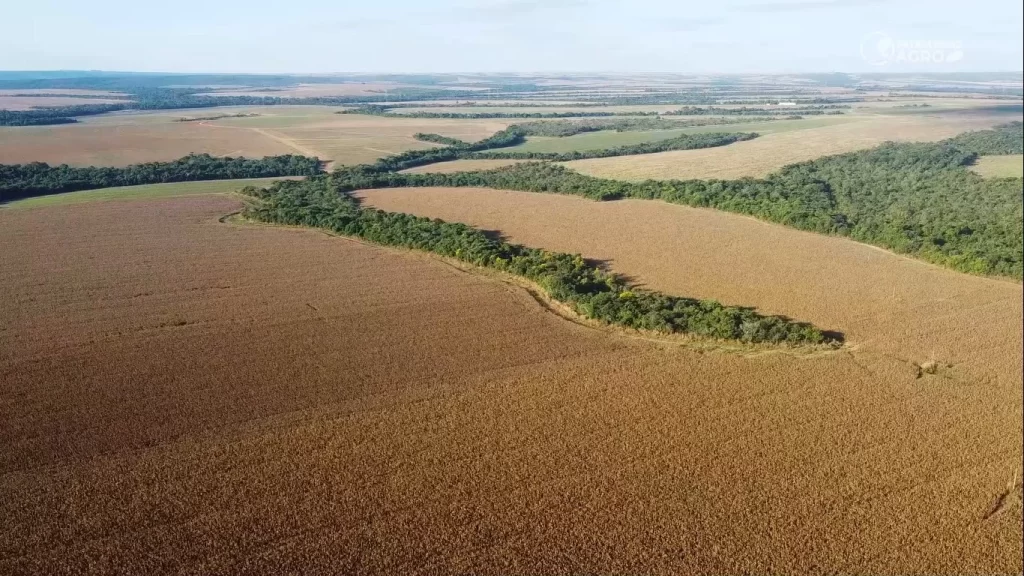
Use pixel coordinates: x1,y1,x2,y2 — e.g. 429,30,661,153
1,178,296,209
0,107,508,167
0,119,293,167
401,158,527,174
565,109,1022,180
1,194,1020,574
971,154,1024,178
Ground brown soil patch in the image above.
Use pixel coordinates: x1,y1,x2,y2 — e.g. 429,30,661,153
1,195,1020,574
565,111,1022,180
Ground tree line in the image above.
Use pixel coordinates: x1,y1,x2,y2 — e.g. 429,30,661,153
0,104,128,126
175,113,260,122
385,126,754,169
472,132,758,161
339,106,661,119
663,105,847,116
0,154,323,202
241,176,833,345
513,116,795,137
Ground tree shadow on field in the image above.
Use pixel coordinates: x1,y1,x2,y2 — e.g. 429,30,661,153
479,227,642,285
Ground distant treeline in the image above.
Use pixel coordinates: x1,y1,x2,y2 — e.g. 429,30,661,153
242,176,832,345
1,82,854,125
663,105,847,116
175,113,261,122
0,154,322,202
339,105,660,119
0,88,511,125
0,104,127,126
341,122,1024,279
340,104,844,120
573,95,853,106
0,92,132,100
472,132,758,161
514,116,796,137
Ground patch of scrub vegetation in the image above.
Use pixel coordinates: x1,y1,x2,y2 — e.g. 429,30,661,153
344,123,1024,279
241,176,834,345
0,153,322,203
3,178,292,209
970,155,1023,179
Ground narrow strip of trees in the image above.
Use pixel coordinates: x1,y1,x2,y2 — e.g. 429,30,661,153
241,176,833,345
0,154,323,202
473,132,758,161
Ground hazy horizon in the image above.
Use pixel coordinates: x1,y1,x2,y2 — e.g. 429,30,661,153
4,0,1022,75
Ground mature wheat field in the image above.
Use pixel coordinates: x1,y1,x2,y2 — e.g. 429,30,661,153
1,193,1019,574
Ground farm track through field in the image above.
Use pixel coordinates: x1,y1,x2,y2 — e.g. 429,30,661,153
1,194,1020,574
196,121,332,169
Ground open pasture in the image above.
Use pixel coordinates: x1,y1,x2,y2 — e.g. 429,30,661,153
507,117,845,154
1,193,1019,574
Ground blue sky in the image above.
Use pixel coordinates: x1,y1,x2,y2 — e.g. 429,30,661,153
3,0,1022,73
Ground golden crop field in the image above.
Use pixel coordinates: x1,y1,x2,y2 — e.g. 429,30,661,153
564,108,1023,180
1,193,1019,574
0,106,509,167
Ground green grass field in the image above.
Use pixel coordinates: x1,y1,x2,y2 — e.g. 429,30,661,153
970,155,1023,179
506,117,848,153
3,177,296,209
